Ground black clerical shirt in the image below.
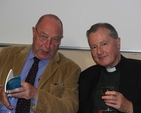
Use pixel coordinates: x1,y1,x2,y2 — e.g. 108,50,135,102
92,63,121,113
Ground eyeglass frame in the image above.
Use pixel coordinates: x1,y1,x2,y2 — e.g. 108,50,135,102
35,28,62,45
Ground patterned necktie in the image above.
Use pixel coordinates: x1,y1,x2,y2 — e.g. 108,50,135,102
16,57,40,113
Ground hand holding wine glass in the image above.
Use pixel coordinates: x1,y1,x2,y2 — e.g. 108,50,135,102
101,86,115,112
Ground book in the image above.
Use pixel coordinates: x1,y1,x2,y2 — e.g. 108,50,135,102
5,69,21,91
4,69,21,105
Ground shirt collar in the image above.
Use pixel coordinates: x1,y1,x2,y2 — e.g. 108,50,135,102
27,49,50,64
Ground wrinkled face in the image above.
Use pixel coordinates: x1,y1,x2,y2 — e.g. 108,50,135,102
88,28,121,68
32,17,63,60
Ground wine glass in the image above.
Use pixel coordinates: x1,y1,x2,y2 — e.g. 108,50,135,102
101,86,114,112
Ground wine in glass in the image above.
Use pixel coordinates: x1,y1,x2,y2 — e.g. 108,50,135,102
101,86,114,112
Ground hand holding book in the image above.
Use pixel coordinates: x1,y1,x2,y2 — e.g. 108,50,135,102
4,69,21,105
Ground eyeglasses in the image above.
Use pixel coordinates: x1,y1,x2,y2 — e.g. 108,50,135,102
35,28,61,45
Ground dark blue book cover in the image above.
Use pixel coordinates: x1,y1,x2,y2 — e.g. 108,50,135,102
5,69,21,91
6,76,21,90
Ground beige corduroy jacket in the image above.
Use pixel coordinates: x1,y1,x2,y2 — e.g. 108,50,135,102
0,45,81,113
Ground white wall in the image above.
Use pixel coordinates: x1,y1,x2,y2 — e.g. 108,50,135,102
0,0,141,52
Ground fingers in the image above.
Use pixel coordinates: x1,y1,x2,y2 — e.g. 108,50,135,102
105,91,116,96
8,87,27,99
102,91,132,112
8,81,27,94
8,82,37,100
3,98,14,110
102,91,119,108
8,87,23,94
1,91,15,110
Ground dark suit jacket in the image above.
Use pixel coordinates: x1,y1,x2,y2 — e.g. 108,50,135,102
78,55,141,113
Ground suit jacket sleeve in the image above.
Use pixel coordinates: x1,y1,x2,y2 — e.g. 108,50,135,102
119,56,141,112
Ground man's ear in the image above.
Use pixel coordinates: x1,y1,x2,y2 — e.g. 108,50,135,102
116,37,120,49
32,27,36,35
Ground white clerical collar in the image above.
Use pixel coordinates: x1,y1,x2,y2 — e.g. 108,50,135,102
106,67,116,72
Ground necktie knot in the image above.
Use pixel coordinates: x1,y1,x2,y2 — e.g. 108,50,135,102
34,57,40,63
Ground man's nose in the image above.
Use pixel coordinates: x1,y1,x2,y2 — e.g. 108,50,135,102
44,39,51,48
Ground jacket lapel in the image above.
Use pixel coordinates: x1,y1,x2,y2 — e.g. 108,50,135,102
37,52,60,88
12,46,31,77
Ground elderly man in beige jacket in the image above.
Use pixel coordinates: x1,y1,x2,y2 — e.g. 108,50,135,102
0,14,80,113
